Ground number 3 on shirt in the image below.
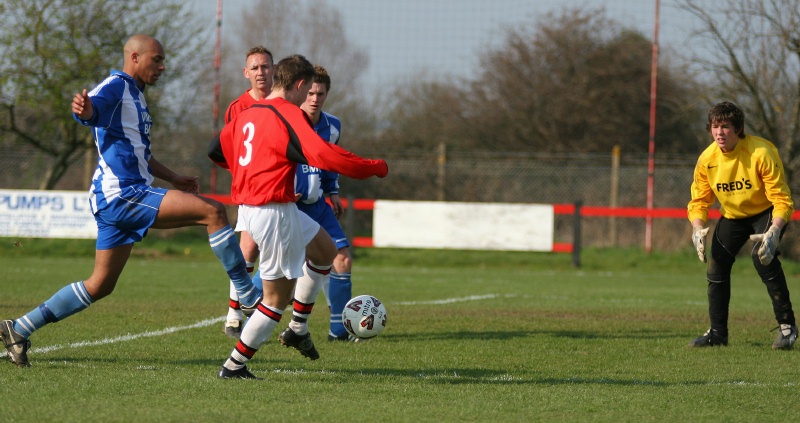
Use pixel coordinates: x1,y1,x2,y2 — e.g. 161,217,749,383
239,122,255,166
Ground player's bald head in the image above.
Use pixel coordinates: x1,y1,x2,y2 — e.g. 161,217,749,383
122,34,166,87
123,34,163,64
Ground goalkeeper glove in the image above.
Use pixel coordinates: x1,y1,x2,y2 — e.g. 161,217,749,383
692,225,710,263
750,225,782,265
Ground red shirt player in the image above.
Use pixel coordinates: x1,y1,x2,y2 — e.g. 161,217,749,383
209,54,387,379
224,46,274,125
221,46,274,339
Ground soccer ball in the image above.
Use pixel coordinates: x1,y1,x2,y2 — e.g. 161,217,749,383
342,295,387,339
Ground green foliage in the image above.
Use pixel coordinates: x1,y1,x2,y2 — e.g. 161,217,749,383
0,0,208,189
378,7,704,156
0,247,798,421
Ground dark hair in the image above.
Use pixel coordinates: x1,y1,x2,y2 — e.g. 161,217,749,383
706,101,745,137
312,65,331,92
272,55,316,91
245,46,273,64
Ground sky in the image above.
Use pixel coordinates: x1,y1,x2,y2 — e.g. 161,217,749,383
199,0,700,96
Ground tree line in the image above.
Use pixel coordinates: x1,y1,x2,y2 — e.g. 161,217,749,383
2,0,800,195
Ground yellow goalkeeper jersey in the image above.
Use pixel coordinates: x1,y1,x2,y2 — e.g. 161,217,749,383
688,134,794,223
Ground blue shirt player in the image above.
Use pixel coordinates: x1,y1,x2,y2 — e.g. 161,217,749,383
295,66,359,342
0,34,260,368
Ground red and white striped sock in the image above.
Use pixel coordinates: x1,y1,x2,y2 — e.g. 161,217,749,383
288,260,331,335
223,304,282,370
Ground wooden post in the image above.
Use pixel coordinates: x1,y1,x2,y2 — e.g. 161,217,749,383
610,145,620,246
437,142,446,201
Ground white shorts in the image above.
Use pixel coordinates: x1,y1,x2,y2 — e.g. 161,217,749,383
238,203,320,281
234,213,247,232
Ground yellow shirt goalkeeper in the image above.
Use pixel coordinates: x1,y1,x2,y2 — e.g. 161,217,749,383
687,101,797,350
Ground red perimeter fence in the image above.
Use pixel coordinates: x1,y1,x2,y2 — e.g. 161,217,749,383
200,195,733,254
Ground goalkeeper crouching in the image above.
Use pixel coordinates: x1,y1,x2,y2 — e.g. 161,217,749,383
687,101,797,350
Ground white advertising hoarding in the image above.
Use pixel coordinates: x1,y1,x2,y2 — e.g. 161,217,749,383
0,192,556,251
0,189,96,239
372,200,554,251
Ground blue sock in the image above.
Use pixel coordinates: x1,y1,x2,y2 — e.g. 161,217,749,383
251,272,263,293
329,272,352,337
14,281,93,338
210,226,260,306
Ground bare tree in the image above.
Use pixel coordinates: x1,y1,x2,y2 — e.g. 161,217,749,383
0,0,208,190
679,0,800,186
220,0,374,145
376,7,702,156
373,80,472,151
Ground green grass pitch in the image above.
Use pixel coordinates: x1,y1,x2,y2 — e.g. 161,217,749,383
1,238,799,422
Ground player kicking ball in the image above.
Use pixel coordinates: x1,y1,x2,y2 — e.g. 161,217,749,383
208,54,387,379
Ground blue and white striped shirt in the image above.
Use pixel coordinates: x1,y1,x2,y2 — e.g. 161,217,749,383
73,70,154,213
296,111,342,204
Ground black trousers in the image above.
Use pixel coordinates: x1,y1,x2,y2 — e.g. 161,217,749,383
706,208,796,334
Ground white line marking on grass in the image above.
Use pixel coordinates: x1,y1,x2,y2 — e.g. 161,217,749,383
26,316,225,355
2,294,513,358
394,293,516,305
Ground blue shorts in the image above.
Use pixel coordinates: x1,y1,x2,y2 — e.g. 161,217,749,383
297,199,349,250
93,185,167,250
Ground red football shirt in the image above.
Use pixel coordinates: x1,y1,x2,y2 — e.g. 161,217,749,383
214,97,387,206
224,89,268,124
